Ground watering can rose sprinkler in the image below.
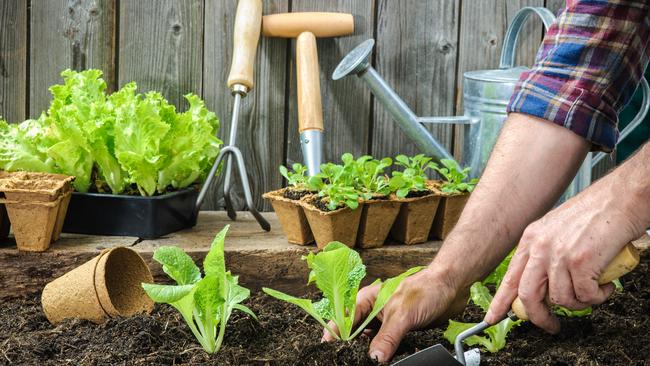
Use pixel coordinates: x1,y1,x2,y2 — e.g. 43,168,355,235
333,6,649,200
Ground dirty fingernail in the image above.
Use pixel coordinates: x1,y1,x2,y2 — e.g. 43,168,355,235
369,350,385,362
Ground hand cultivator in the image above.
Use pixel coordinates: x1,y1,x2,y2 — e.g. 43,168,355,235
195,0,270,231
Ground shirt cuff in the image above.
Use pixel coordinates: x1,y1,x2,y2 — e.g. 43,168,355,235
507,70,619,152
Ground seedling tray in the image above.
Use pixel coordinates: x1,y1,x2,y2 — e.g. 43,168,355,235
62,188,198,239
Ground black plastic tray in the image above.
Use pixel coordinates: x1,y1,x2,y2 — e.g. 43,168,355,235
62,188,198,239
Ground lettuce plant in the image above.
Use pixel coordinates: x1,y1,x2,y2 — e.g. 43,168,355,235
308,154,361,211
351,155,392,200
279,163,310,190
263,242,422,340
434,159,478,194
141,226,256,354
389,154,437,198
0,69,221,195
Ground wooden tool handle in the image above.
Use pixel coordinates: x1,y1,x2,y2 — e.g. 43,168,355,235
511,243,640,320
297,32,324,132
262,12,354,38
227,0,263,90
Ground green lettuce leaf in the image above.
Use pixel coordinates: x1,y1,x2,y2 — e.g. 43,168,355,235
152,246,201,285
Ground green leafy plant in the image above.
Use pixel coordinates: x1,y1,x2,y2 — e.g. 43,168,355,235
141,226,256,354
389,154,437,198
263,242,422,340
351,155,392,200
308,154,361,211
0,69,221,196
434,159,478,194
279,163,310,190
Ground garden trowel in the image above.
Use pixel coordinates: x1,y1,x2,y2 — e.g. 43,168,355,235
392,242,640,366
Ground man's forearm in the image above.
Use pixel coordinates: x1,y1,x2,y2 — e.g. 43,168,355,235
428,113,590,291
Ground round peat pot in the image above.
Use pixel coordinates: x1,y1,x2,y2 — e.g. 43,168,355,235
41,247,154,324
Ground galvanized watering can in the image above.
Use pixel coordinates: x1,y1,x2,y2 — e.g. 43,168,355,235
333,7,649,199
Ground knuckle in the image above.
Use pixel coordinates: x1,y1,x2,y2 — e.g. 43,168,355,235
501,273,518,289
377,332,401,349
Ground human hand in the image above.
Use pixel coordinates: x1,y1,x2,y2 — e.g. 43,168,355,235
485,189,643,333
321,268,468,363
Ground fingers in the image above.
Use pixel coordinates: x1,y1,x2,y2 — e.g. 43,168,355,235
518,255,560,334
486,248,528,324
548,260,589,310
368,313,410,363
571,269,616,305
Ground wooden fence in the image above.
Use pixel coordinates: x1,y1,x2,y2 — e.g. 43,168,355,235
2,0,609,212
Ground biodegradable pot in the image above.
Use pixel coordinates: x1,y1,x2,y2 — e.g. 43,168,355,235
430,192,470,240
263,188,314,245
0,172,74,252
301,197,362,249
356,197,402,249
390,192,441,245
41,246,154,325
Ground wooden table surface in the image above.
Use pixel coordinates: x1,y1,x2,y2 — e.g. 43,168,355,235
0,211,444,300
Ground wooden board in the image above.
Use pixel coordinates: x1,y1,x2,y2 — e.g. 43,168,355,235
285,0,375,166
118,0,203,111
0,0,27,124
371,0,459,160
201,0,289,212
0,211,442,300
29,0,117,117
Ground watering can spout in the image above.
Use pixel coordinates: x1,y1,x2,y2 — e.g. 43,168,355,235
333,39,458,163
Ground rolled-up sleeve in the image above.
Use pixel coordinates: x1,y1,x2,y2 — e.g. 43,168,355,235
507,0,650,152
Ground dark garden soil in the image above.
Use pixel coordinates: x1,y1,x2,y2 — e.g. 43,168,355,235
282,188,312,201
3,252,650,366
405,189,433,199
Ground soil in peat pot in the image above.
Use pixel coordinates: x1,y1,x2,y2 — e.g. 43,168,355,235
404,189,432,199
3,252,650,365
282,189,312,201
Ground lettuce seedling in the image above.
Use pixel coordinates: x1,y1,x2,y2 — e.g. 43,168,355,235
141,226,256,354
389,154,437,198
351,155,392,200
308,154,361,211
434,159,478,194
279,163,309,190
263,242,422,340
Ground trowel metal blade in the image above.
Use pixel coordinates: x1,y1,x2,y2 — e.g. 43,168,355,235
391,344,462,366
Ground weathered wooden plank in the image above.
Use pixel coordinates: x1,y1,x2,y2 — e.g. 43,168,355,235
29,0,116,118
371,0,459,160
201,0,289,212
118,0,203,111
454,0,544,158
0,0,27,124
285,1,374,167
0,211,442,299
545,0,566,15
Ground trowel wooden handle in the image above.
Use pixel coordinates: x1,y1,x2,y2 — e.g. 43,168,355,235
512,242,640,320
227,0,262,90
262,12,354,38
297,32,324,132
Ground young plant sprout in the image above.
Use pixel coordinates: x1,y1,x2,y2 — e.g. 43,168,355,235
263,242,422,341
141,226,256,354
308,154,361,211
389,154,437,198
434,159,479,194
279,163,310,191
352,155,392,200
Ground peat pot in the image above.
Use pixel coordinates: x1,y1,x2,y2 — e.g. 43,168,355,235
301,197,362,249
390,192,441,245
263,188,314,245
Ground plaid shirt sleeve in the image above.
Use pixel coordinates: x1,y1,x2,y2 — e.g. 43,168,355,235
507,0,650,152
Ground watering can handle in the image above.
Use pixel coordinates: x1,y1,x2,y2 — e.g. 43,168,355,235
499,7,556,69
